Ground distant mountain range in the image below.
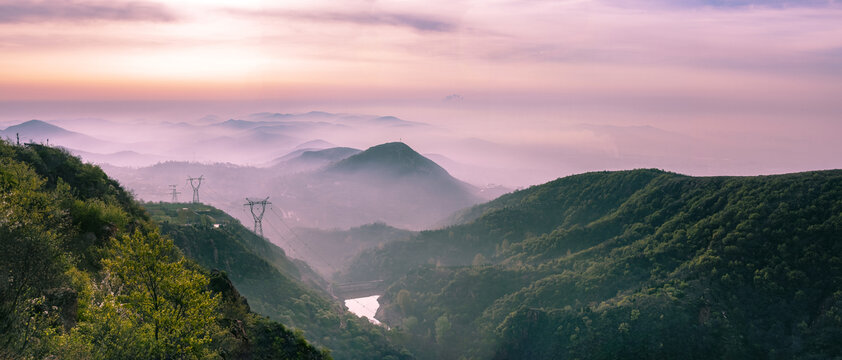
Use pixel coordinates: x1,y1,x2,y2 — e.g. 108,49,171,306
103,141,494,277
0,112,432,168
114,141,489,279
0,116,507,280
0,116,508,233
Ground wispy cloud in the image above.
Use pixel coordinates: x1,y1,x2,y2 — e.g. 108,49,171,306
227,8,457,32
0,0,177,23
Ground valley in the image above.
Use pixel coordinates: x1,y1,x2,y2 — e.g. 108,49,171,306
3,117,842,359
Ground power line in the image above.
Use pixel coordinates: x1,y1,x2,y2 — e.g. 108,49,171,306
268,207,335,271
263,214,304,260
266,207,383,309
267,206,382,317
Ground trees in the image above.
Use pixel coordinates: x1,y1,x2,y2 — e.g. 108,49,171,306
0,145,222,359
0,159,69,357
53,229,222,359
96,229,222,359
0,141,331,359
434,315,451,345
396,289,412,314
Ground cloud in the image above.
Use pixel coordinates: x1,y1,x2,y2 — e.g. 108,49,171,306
447,0,842,79
0,0,177,23
228,8,457,32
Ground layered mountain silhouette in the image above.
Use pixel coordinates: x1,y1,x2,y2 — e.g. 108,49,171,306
0,112,433,167
1,119,118,153
0,118,487,231
270,142,484,230
106,142,484,232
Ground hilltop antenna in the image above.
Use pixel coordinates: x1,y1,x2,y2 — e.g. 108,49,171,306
168,184,181,202
186,175,204,203
244,197,271,238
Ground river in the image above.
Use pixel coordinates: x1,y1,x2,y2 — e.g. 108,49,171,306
344,295,381,325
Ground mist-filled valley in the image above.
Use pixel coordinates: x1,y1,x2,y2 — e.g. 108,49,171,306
3,103,842,359
4,132,842,359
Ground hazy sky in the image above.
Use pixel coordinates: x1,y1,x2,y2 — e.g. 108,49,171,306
1,0,841,182
2,0,840,102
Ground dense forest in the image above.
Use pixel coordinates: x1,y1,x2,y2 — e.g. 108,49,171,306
144,202,412,360
0,140,329,359
345,169,842,359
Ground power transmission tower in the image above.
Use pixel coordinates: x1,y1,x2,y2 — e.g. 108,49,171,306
168,184,181,202
244,197,271,238
186,175,204,203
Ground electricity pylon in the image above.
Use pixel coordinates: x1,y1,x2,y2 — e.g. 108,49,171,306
244,197,271,238
168,184,181,202
186,175,204,203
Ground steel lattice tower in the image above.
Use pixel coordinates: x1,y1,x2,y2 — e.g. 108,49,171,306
168,184,181,202
244,197,271,238
186,175,204,203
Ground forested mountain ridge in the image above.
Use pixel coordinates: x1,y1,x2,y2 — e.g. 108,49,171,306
344,169,669,282
346,169,842,359
0,140,328,359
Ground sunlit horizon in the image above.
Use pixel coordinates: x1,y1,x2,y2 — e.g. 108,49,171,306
2,0,842,186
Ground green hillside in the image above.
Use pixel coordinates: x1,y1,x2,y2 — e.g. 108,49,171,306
0,140,327,359
144,203,413,360
346,169,842,359
344,169,667,282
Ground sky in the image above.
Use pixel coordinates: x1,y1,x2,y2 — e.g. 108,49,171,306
1,0,841,184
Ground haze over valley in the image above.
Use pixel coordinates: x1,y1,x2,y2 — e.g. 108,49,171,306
6,104,840,282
